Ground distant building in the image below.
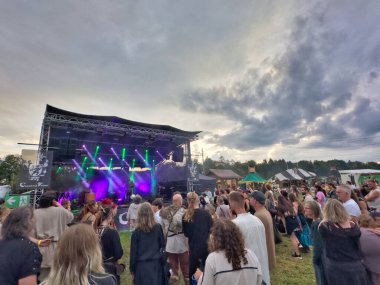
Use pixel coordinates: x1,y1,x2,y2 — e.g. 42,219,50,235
207,169,241,190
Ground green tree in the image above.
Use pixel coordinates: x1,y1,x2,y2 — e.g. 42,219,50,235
0,155,24,188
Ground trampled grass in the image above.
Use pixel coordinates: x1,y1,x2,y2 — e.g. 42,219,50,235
119,232,315,285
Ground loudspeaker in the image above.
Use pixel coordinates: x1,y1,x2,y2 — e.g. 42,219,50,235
172,147,184,162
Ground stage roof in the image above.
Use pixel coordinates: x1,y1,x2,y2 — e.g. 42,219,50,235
41,105,200,165
45,105,200,136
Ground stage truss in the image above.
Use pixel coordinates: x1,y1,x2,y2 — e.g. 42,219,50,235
37,105,199,197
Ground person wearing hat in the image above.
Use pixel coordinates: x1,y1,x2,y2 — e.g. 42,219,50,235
249,191,276,271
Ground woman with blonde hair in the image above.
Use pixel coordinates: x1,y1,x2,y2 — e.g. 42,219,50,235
319,199,369,285
304,200,326,285
130,202,166,285
42,223,116,285
182,192,213,279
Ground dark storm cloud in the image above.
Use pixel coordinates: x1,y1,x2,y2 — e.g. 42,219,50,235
180,2,380,151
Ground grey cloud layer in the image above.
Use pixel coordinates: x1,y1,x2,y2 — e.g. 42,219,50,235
181,2,380,151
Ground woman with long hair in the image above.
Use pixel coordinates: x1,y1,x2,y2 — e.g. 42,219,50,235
319,199,369,285
304,200,326,285
78,200,99,227
97,205,124,284
195,219,262,285
277,195,302,258
0,206,42,285
130,202,166,285
183,192,213,279
289,193,312,252
42,223,116,285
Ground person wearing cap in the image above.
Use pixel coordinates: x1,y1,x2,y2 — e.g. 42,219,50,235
249,191,276,271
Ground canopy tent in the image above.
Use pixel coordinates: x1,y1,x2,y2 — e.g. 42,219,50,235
339,169,380,186
239,172,267,184
272,168,317,182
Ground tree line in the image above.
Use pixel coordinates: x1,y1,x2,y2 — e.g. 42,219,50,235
197,156,380,179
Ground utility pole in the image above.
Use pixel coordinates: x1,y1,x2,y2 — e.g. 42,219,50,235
202,148,205,174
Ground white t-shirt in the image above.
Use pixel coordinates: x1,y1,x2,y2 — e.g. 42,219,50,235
154,210,161,223
367,189,380,209
343,199,361,217
198,249,262,285
233,213,270,285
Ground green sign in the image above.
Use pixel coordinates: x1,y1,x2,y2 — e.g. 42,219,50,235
5,193,31,208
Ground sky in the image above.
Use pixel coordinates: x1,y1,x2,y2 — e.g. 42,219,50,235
0,0,380,163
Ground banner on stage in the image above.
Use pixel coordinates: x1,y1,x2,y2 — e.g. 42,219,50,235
17,151,53,190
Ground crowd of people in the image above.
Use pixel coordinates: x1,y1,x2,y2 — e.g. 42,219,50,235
0,179,380,285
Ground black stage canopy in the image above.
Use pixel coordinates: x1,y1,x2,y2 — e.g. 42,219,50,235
39,105,200,166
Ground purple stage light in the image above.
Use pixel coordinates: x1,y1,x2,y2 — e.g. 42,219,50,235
111,148,121,160
90,175,110,201
135,149,151,167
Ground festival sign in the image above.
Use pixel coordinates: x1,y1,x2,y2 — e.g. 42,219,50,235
17,151,53,190
4,193,30,208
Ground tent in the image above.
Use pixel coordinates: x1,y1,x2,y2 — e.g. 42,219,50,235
239,172,267,184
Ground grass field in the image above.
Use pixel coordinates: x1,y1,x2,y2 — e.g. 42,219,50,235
119,232,315,285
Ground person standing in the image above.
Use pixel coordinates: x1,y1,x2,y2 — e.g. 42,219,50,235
127,194,142,231
249,191,276,271
152,198,163,224
315,186,326,208
229,191,270,285
319,199,370,285
78,200,99,227
358,214,380,285
42,223,116,285
336,184,361,221
277,195,302,259
364,179,380,211
130,202,166,285
301,186,314,203
182,192,213,280
160,193,189,285
304,201,326,285
215,196,231,220
195,219,262,285
34,191,74,282
97,205,124,284
0,206,42,285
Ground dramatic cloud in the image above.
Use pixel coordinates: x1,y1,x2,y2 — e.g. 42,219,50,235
0,1,379,162
181,2,380,153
